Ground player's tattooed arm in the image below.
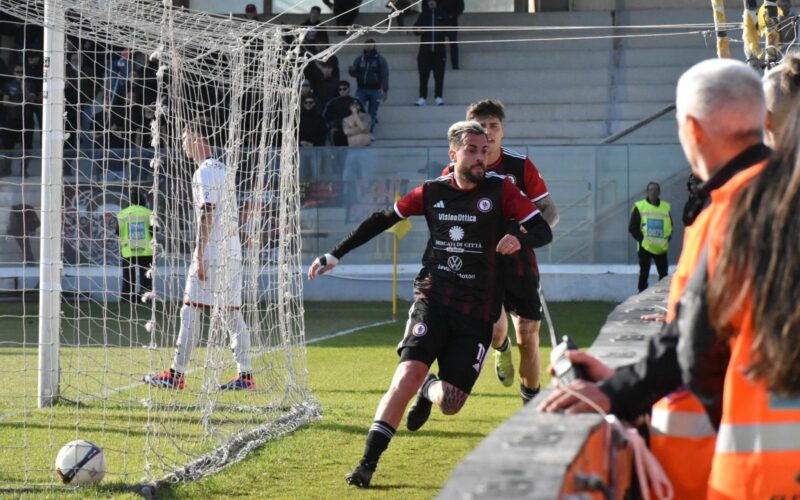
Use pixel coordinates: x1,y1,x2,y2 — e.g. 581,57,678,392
535,195,560,228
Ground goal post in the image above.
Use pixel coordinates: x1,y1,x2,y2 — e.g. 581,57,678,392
0,0,321,489
38,0,65,409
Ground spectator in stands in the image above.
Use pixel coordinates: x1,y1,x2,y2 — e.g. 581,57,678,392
414,0,448,106
116,190,153,303
629,182,672,292
341,100,371,222
323,80,362,146
385,0,417,29
313,61,340,109
0,64,24,176
244,3,259,21
301,6,330,56
342,100,372,147
1,65,25,175
299,96,328,147
108,48,131,106
438,0,464,69
23,51,43,176
7,203,39,265
348,39,389,132
682,173,702,226
301,79,315,99
322,0,361,35
64,51,83,151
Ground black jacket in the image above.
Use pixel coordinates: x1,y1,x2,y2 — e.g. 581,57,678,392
299,108,328,146
414,8,448,50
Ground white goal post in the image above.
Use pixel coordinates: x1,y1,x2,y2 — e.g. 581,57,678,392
0,0,322,489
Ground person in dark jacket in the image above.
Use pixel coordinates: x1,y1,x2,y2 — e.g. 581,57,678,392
301,6,330,56
348,39,389,133
322,80,363,146
313,61,340,110
322,0,360,35
436,0,463,69
414,0,448,106
299,96,328,146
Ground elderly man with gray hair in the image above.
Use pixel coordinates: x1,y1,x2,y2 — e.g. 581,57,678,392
308,120,552,488
539,58,771,499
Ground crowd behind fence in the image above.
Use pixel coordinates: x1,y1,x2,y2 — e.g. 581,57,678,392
0,142,691,271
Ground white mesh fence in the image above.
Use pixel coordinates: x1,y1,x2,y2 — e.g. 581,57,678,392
0,0,320,490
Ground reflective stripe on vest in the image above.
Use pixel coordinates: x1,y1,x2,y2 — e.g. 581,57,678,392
634,199,671,255
652,408,716,438
716,422,800,453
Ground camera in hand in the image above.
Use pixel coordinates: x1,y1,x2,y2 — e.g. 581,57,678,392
550,335,587,386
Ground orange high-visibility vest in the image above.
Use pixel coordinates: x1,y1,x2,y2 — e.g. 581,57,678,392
652,161,768,500
704,168,800,498
706,307,800,500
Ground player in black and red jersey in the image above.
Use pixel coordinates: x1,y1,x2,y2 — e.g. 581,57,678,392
308,121,552,488
442,99,560,405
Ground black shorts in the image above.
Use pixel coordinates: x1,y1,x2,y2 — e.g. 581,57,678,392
397,299,493,394
503,272,543,321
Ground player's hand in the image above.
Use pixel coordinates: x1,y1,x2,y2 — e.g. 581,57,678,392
195,260,206,281
381,90,388,102
537,379,611,415
496,234,521,255
551,351,614,382
308,253,339,280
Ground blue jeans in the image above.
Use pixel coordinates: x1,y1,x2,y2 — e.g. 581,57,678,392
356,88,381,133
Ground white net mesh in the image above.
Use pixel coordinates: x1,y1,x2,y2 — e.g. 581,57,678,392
0,0,319,489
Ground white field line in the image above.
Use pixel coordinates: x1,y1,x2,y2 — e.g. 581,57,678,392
0,319,397,420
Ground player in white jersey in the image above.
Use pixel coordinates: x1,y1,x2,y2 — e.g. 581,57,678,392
144,123,254,391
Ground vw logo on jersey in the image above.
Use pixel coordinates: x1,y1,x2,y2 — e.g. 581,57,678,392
412,322,428,337
447,255,463,271
477,198,493,213
449,225,464,242
506,174,517,185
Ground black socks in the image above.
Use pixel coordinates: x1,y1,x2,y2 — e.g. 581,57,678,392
362,420,396,465
521,384,540,405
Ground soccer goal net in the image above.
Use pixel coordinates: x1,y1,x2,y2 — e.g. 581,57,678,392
0,0,319,489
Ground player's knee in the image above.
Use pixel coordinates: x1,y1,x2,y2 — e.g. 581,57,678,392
390,362,428,395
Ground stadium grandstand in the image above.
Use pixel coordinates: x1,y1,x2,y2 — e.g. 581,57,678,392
0,0,798,497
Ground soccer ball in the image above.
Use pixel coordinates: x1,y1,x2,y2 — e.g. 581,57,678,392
55,440,106,486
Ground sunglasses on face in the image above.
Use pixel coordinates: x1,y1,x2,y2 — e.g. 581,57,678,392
303,100,315,105
338,87,348,91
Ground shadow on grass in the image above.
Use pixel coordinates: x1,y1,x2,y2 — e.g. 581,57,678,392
312,420,485,439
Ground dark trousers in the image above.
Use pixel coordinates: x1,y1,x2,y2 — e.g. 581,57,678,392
638,246,668,292
334,8,359,30
121,255,153,302
417,49,446,99
444,30,459,69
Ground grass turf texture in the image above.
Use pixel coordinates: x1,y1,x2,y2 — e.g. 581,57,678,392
0,300,613,499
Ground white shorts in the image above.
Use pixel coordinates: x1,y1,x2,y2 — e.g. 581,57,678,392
183,259,243,308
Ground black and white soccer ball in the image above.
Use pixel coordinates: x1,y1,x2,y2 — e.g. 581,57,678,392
55,440,106,486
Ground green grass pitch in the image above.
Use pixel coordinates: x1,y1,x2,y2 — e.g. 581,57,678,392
0,300,613,499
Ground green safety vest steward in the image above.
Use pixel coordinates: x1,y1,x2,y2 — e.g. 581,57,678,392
117,205,154,258
633,199,672,255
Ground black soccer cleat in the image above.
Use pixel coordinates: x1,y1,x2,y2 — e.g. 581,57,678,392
406,373,436,431
345,461,376,488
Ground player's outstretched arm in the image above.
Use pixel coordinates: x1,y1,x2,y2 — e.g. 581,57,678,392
307,208,402,280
